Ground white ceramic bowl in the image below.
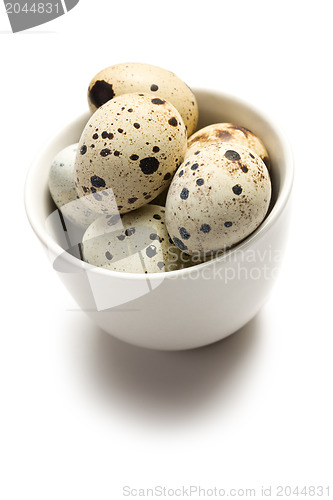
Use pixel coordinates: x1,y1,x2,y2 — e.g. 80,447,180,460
25,90,294,350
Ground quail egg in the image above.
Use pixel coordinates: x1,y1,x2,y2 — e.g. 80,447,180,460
165,143,271,256
75,93,187,215
48,143,97,228
82,205,190,273
186,122,270,170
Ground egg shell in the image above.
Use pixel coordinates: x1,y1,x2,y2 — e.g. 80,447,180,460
87,62,198,136
82,205,194,273
186,123,270,170
165,143,272,256
75,93,187,216
48,144,98,229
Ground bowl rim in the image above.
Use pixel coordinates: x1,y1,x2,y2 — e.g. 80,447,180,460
24,89,294,281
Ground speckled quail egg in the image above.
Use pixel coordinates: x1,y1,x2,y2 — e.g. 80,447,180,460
186,123,270,170
48,143,97,228
82,205,191,273
165,143,271,256
75,93,187,215
87,62,198,136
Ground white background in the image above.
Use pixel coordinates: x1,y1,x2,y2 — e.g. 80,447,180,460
1,1,332,499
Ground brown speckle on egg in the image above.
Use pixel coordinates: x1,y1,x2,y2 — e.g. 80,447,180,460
151,98,166,105
168,117,178,126
88,80,115,108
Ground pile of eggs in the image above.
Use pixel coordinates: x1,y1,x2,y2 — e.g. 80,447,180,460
49,62,272,274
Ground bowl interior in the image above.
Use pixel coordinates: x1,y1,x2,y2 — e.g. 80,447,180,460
25,89,293,273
